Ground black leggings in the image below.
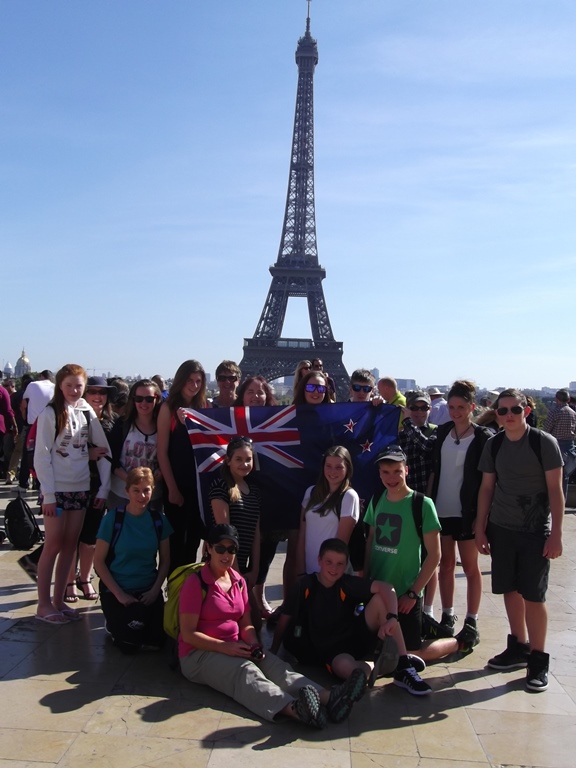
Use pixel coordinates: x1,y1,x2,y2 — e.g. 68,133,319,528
100,589,165,653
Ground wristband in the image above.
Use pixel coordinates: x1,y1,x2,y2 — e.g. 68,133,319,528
386,612,398,621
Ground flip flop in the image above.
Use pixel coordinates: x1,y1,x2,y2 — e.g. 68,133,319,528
35,612,70,625
60,607,82,621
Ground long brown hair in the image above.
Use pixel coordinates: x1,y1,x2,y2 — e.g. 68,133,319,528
305,445,353,518
51,364,88,435
220,437,254,503
166,360,207,411
124,379,163,426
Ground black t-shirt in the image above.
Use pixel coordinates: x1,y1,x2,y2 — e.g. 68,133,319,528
282,573,373,657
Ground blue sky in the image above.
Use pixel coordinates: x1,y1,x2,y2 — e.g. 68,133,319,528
2,0,575,390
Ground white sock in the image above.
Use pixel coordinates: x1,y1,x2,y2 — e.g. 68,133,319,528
423,605,434,617
442,607,454,616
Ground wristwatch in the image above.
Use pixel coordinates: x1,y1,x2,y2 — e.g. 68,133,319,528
386,612,398,621
406,589,418,600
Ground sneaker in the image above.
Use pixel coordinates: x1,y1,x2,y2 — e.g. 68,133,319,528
393,666,432,696
17,554,38,582
456,621,480,656
439,612,457,636
0,530,6,545
294,685,327,729
487,634,530,670
368,636,399,687
526,650,549,692
406,654,426,673
422,612,455,640
327,668,367,723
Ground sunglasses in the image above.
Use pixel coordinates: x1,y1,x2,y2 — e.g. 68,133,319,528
213,544,238,555
496,405,524,416
217,375,238,383
305,383,327,393
134,395,157,403
352,384,372,393
409,404,430,412
86,389,108,396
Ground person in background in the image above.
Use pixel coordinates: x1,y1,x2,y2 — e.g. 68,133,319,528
427,387,450,426
292,360,312,399
107,378,130,419
18,370,55,492
6,374,32,485
0,376,17,482
212,361,241,408
152,375,169,401
377,377,406,407
543,389,576,500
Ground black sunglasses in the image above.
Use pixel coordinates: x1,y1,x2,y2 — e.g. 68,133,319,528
86,389,108,396
228,436,253,449
496,405,524,416
409,404,430,412
134,395,157,403
213,544,238,555
217,375,238,383
352,384,372,393
305,383,327,393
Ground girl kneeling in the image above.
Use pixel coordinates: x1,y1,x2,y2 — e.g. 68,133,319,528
95,467,172,653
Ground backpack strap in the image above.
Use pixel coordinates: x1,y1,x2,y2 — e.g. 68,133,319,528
411,491,425,548
491,428,543,470
150,507,163,545
106,507,126,567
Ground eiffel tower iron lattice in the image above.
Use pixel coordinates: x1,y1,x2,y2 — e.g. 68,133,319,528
239,10,349,400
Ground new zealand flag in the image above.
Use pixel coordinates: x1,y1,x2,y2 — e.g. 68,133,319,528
183,402,400,529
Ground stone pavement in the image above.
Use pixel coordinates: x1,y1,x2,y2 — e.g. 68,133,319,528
1,485,576,768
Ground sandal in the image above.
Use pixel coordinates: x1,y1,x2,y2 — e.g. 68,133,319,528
76,578,98,601
64,583,79,603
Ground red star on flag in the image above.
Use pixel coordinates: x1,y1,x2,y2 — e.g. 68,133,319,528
344,419,357,433
361,440,374,453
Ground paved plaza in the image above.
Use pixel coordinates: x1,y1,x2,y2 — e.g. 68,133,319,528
1,485,576,768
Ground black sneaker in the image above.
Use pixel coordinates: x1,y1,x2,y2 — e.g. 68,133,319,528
526,650,549,692
422,612,455,640
17,554,38,582
406,654,426,673
368,636,399,687
439,612,457,636
487,634,530,670
294,685,327,729
456,621,480,656
327,668,367,723
393,666,432,696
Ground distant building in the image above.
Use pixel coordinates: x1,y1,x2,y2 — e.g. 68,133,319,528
14,349,31,378
3,361,14,377
569,381,576,391
370,368,379,381
396,378,417,391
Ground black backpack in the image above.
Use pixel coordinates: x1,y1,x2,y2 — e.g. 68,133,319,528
4,495,44,550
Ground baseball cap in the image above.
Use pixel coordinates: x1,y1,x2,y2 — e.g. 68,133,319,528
407,390,431,407
206,524,240,547
375,445,407,464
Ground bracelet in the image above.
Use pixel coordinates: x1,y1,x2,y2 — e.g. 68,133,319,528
386,612,398,621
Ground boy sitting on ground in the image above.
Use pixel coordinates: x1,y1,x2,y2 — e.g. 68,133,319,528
271,538,432,696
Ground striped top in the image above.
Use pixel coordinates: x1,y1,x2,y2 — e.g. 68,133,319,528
208,477,261,573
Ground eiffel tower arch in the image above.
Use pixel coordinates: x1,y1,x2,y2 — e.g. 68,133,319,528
239,9,349,400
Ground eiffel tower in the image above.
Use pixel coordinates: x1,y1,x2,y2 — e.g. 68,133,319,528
239,6,349,399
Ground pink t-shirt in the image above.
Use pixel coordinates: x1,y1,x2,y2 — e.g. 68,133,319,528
178,563,248,658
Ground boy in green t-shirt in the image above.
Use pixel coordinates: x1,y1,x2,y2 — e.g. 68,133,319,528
364,445,478,661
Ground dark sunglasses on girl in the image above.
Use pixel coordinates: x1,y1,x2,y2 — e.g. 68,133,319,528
305,383,327,393
213,544,238,555
351,384,372,393
134,395,157,403
86,389,108,396
409,404,430,412
496,405,524,416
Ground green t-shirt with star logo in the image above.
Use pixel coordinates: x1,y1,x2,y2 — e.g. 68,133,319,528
364,490,441,595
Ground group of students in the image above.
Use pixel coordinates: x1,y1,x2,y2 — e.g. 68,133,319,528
20,357,565,729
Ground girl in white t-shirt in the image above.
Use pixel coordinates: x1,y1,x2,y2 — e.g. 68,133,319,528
296,446,360,575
